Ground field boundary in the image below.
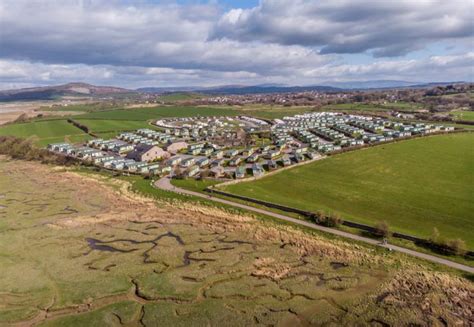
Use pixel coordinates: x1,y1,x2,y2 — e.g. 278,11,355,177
205,187,474,257
213,130,471,189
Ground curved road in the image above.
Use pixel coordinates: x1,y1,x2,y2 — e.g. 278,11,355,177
155,177,474,274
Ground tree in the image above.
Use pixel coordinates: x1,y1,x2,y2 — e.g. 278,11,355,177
374,221,390,238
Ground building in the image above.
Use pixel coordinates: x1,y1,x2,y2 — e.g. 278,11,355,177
210,166,225,178
252,163,265,177
126,144,169,162
166,141,188,155
235,166,246,179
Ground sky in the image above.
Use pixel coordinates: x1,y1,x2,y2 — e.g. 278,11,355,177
0,0,473,90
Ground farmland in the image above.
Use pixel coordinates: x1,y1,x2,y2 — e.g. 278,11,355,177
451,110,474,122
222,133,474,247
0,119,90,146
76,105,239,121
321,101,425,112
0,157,472,326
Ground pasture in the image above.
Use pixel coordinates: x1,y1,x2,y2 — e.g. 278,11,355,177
451,110,474,122
223,133,474,247
0,119,90,146
76,105,239,121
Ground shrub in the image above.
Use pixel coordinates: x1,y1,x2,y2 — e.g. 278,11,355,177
313,211,342,227
0,135,78,166
429,227,440,243
374,221,391,238
325,212,343,227
445,238,467,256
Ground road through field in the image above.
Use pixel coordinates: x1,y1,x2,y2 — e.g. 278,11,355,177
155,177,474,274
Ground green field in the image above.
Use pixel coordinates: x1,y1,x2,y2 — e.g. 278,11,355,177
77,106,238,121
74,119,153,133
159,92,205,102
451,111,474,122
223,133,474,247
0,119,90,146
322,102,423,112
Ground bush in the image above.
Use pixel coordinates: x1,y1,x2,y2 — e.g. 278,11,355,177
325,212,343,227
374,221,391,238
429,227,441,243
445,238,467,256
313,210,342,227
0,135,78,166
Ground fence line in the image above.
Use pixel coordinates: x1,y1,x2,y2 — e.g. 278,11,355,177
205,187,474,257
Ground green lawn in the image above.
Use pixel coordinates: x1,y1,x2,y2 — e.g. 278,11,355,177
0,119,90,146
223,133,474,247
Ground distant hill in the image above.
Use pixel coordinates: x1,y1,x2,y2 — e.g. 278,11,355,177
138,81,466,96
325,80,420,89
0,83,136,102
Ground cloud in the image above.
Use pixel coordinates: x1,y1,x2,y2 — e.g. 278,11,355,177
0,0,472,88
212,0,474,57
1,52,471,90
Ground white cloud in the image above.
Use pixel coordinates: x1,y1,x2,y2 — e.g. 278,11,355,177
0,0,472,88
213,0,474,57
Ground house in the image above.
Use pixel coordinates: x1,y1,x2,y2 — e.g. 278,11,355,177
210,166,225,178
126,144,169,162
229,157,243,166
196,157,210,167
294,153,305,163
180,157,196,168
112,144,134,154
264,149,280,159
188,148,201,155
267,160,278,170
235,166,246,179
166,141,188,155
213,150,224,159
252,163,265,177
187,165,200,177
242,147,256,156
246,153,260,163
225,149,239,158
94,155,115,165
281,155,291,166
167,156,182,166
47,143,71,152
200,148,213,156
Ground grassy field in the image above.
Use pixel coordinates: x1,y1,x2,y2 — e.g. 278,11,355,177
73,119,153,133
322,102,423,112
223,133,474,247
0,119,90,146
159,92,205,102
76,105,239,121
451,110,474,122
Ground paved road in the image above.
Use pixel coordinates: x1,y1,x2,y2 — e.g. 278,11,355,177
154,177,474,274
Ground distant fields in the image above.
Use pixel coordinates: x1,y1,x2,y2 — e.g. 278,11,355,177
223,133,474,247
76,106,239,121
451,111,474,122
322,102,423,112
73,119,153,133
